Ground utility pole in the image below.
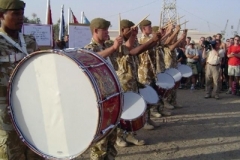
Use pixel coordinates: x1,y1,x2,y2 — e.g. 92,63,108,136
161,0,177,26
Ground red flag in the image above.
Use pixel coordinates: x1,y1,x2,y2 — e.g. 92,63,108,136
46,0,54,48
71,10,79,24
46,0,52,24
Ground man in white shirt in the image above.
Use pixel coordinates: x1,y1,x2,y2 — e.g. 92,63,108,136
202,40,225,99
185,40,199,89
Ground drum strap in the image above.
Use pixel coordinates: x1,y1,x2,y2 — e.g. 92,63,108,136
0,32,28,55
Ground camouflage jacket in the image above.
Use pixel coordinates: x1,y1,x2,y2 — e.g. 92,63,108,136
84,39,139,92
138,34,156,84
155,44,166,73
163,46,178,69
0,29,37,101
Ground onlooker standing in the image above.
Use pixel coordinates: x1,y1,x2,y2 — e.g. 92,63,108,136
176,40,187,89
197,37,206,88
226,35,240,95
64,34,69,48
203,40,225,99
185,36,191,49
185,40,199,90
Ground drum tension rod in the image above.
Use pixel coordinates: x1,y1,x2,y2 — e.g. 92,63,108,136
84,63,105,68
98,92,120,104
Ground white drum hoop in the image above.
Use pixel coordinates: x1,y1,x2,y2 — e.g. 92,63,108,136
121,92,146,121
139,85,159,104
177,64,193,78
165,68,182,82
156,73,175,90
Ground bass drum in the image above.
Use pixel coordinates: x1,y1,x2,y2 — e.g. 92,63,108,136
8,49,123,159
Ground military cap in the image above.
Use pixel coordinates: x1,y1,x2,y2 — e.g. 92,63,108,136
120,19,135,29
139,19,151,28
90,18,111,31
152,26,159,33
0,0,25,10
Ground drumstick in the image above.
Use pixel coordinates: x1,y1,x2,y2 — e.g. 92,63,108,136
119,13,122,53
179,20,189,26
126,14,150,34
133,14,150,27
162,15,185,29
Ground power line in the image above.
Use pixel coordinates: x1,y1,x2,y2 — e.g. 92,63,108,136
104,0,160,18
176,5,222,30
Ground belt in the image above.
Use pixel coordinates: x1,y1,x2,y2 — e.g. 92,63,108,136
207,63,219,66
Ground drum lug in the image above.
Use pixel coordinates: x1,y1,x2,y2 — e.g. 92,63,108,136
101,124,115,134
85,63,105,68
98,92,120,103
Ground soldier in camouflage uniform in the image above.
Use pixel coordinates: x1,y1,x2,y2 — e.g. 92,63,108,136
138,20,162,130
151,26,173,116
83,18,123,160
163,25,187,108
0,0,44,159
114,19,161,147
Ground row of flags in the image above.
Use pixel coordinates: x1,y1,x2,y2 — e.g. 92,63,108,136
46,0,90,41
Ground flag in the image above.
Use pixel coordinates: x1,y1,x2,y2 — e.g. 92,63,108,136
46,0,54,48
81,12,90,24
59,5,65,41
71,9,79,24
46,0,52,24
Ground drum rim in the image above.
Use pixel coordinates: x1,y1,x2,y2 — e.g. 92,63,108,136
139,85,159,105
156,73,175,89
7,49,123,158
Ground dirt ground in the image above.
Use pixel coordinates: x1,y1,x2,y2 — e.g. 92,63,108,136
77,88,240,160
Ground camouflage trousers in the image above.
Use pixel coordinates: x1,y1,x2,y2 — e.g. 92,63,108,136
166,88,177,105
0,103,44,160
90,127,117,160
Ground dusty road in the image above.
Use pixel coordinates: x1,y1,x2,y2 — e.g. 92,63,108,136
78,88,240,160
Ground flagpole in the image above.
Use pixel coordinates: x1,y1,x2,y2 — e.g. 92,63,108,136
68,8,71,34
81,11,84,24
59,4,64,40
45,0,50,24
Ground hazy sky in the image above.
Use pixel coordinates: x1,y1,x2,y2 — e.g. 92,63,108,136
24,0,240,39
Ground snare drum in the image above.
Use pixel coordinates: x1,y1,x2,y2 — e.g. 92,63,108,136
156,73,175,98
165,68,182,89
177,64,193,78
8,49,123,159
120,92,147,132
139,85,159,104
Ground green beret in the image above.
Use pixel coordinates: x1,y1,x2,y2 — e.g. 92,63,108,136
120,19,135,29
90,18,111,30
139,20,151,28
0,0,25,10
152,26,159,33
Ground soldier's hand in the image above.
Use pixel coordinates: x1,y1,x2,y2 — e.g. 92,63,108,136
152,32,162,42
180,32,187,40
183,29,188,34
113,36,123,50
175,25,181,31
130,26,138,36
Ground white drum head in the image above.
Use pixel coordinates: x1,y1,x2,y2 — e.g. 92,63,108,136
139,85,159,104
121,92,146,120
156,73,175,89
165,68,182,82
177,64,193,78
10,53,99,158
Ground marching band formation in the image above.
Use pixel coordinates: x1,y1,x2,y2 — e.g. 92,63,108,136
0,0,206,159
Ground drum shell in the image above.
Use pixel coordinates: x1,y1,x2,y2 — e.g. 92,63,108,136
120,111,147,132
